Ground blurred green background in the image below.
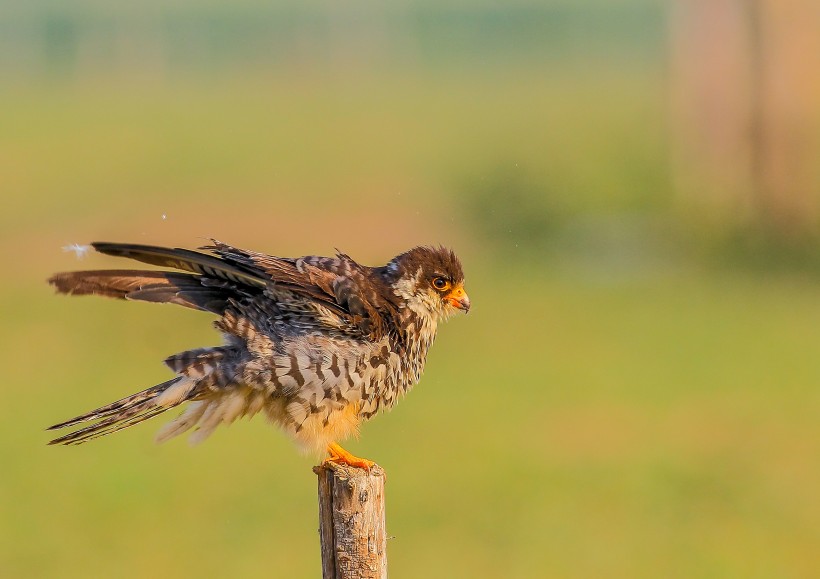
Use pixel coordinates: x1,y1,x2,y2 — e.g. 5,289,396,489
1,1,819,577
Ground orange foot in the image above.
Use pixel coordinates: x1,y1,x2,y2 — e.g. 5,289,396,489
323,442,376,470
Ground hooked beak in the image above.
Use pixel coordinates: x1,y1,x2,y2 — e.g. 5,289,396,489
446,286,471,313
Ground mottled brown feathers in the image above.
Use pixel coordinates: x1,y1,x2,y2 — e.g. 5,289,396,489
47,240,468,451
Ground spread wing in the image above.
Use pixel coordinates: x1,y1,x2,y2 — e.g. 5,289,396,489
51,240,397,339
50,241,272,314
203,240,399,339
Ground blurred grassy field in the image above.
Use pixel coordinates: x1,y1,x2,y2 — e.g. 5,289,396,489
1,32,819,579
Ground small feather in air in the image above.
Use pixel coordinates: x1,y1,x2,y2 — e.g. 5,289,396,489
161,213,167,220
62,244,92,260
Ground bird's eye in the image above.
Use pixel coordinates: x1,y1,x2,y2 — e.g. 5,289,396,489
432,277,450,291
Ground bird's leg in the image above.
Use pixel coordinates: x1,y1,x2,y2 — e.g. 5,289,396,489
324,442,376,470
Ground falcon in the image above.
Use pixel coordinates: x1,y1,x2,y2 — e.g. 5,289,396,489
47,241,469,468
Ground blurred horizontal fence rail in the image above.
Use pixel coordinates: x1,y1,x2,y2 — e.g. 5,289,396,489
0,3,664,80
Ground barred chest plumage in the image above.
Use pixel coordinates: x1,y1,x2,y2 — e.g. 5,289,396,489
220,305,439,453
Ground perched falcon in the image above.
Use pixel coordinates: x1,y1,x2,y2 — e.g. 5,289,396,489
47,241,469,468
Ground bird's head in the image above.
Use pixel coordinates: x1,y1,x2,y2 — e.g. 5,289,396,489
384,246,469,320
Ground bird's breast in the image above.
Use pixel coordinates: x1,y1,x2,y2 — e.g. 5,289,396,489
260,328,435,447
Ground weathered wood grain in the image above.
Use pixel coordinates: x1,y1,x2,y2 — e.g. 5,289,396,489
314,463,388,579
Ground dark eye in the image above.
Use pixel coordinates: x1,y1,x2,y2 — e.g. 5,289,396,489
432,277,450,291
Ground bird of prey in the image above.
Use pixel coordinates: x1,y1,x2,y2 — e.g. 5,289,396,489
47,241,469,468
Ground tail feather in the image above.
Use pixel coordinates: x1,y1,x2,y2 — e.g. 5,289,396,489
164,347,235,377
65,407,170,446
154,401,209,444
155,388,260,445
47,379,178,431
47,377,191,445
48,405,166,446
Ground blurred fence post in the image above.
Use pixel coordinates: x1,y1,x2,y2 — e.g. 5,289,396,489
314,463,388,579
669,0,820,234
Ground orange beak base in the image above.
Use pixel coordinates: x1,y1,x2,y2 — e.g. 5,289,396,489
446,286,471,313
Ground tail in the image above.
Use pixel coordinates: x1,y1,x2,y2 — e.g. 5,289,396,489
47,377,195,446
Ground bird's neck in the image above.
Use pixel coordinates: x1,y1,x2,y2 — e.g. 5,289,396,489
397,310,438,386
367,309,437,417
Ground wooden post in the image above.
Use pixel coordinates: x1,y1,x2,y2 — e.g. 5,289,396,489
669,0,820,233
314,463,388,579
